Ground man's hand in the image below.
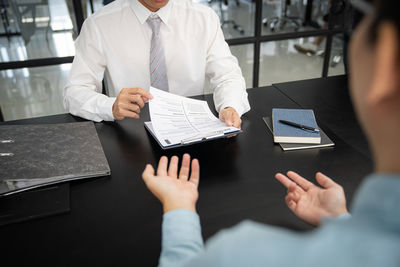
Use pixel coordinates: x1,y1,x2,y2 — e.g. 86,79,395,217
219,107,242,129
142,154,200,214
112,88,153,120
275,171,348,226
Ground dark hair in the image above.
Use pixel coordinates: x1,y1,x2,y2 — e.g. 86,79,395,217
370,0,400,41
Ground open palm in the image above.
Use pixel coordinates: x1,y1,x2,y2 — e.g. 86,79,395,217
275,171,348,226
142,154,200,213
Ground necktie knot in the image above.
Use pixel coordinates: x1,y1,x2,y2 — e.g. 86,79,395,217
147,16,161,35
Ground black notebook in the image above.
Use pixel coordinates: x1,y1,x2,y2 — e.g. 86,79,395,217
0,122,110,196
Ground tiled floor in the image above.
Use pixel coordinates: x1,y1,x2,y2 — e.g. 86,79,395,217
0,0,344,121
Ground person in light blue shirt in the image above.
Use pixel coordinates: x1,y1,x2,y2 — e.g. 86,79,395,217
141,0,400,266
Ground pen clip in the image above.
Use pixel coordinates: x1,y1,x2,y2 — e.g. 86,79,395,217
301,127,320,133
0,139,14,144
0,153,14,157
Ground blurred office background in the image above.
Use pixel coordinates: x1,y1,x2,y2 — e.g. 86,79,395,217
0,0,351,121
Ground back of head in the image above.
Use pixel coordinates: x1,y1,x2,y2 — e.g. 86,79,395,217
349,0,400,174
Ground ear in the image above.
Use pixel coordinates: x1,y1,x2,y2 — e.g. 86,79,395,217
369,22,400,105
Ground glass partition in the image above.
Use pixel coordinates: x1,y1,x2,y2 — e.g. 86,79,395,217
0,64,70,120
0,0,77,62
259,36,324,86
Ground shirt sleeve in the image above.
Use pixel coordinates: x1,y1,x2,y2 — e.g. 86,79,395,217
336,213,351,220
161,219,312,267
159,213,363,267
63,17,116,122
159,212,303,267
323,212,352,223
159,209,204,267
205,11,251,117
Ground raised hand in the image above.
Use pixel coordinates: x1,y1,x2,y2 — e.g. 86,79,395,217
275,171,348,226
142,154,200,213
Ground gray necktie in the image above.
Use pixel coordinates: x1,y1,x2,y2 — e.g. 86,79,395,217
147,16,169,91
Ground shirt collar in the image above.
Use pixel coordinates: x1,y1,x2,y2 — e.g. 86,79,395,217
351,173,400,230
130,0,172,25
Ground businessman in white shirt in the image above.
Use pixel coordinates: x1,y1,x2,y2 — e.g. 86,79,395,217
63,0,250,128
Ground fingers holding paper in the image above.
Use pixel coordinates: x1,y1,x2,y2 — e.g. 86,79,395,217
112,87,153,120
219,107,242,138
275,171,348,226
142,154,200,214
219,107,242,128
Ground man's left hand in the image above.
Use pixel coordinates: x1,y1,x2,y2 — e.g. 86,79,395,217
219,107,242,129
275,171,348,226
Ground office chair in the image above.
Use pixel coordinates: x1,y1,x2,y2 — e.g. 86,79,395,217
0,0,12,38
263,0,302,32
9,0,51,44
209,0,245,35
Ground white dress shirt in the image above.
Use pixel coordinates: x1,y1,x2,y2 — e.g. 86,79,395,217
64,0,250,122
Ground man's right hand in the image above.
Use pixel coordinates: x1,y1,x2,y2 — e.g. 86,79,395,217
275,171,348,226
142,154,200,214
112,88,153,120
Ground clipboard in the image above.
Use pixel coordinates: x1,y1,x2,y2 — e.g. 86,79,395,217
144,122,241,149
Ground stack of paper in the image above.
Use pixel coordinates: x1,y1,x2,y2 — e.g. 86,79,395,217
145,87,241,149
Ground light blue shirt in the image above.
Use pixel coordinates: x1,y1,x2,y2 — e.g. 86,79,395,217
159,174,400,267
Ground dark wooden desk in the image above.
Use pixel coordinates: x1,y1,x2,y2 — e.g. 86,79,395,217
273,75,371,159
0,83,372,266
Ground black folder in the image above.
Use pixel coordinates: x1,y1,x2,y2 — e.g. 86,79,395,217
0,122,110,196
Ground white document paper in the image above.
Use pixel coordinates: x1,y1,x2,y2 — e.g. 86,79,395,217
148,87,240,147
